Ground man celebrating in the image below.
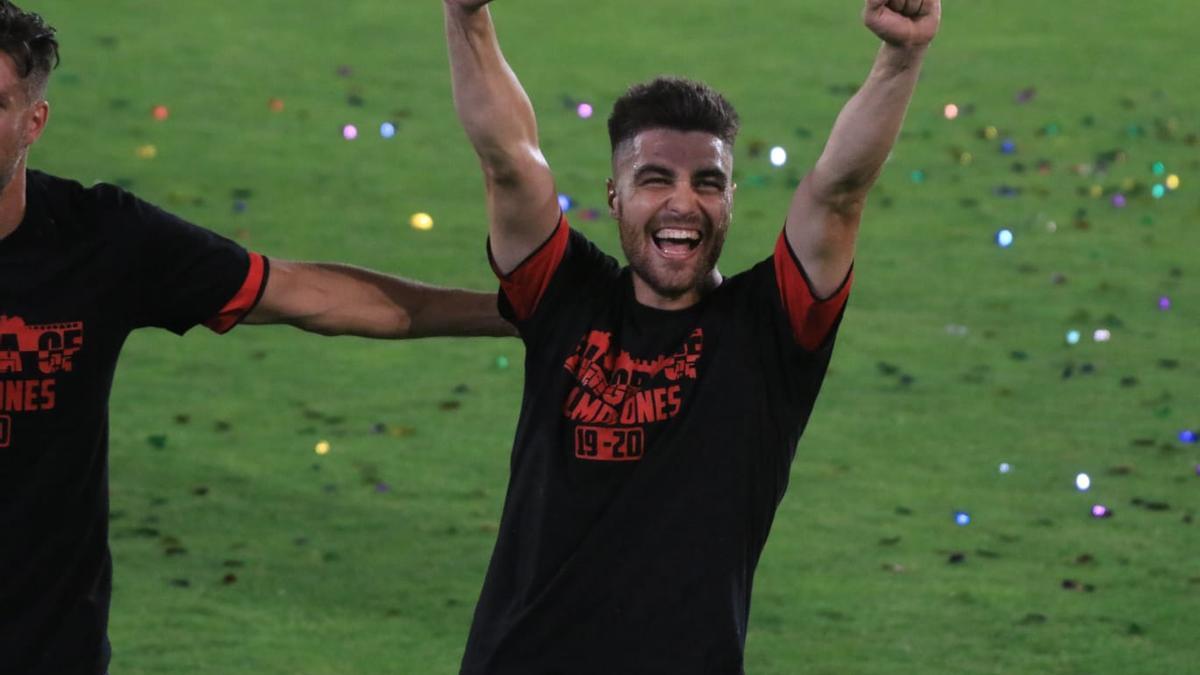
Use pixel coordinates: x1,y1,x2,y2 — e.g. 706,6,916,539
0,2,512,673
444,0,940,671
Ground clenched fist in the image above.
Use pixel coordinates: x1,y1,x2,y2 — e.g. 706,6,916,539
864,0,941,49
444,0,496,13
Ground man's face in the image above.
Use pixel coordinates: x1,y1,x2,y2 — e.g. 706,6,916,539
608,128,735,308
0,52,48,195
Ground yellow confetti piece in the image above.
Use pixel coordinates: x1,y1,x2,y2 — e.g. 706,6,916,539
1088,184,1103,198
315,440,331,455
1166,174,1180,190
983,126,999,140
410,212,434,231
136,144,157,160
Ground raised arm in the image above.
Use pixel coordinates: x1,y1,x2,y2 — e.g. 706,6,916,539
444,0,560,274
785,0,941,298
242,260,515,338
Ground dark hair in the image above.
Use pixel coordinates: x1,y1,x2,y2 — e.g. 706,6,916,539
0,1,58,99
607,76,740,153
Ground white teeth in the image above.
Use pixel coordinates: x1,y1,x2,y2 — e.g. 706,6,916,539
655,228,701,240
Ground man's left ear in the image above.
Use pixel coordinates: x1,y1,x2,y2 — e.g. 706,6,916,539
24,100,49,146
606,177,618,218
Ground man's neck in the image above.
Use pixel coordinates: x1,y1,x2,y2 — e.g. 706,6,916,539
631,268,723,311
0,163,28,240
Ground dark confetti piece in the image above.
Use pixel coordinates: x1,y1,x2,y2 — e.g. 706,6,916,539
948,552,966,564
169,579,190,588
1131,498,1170,511
1016,613,1047,626
816,609,850,622
222,573,238,585
146,434,167,449
164,546,187,556
878,536,901,546
192,486,209,496
173,414,190,425
894,506,913,516
1075,554,1095,565
214,420,232,432
439,400,462,411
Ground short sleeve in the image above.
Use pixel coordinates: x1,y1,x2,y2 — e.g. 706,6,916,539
104,187,268,335
489,215,620,340
772,230,853,352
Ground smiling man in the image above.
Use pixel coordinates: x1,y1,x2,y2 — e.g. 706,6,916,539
444,0,940,672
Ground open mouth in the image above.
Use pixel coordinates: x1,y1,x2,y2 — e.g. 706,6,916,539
651,228,703,258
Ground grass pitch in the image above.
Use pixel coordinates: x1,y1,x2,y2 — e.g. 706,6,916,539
29,1,1199,673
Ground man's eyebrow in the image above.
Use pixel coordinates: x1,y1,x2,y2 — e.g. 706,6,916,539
633,164,675,179
693,167,727,180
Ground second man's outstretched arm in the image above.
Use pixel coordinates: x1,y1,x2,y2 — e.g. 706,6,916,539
785,0,941,299
444,0,560,274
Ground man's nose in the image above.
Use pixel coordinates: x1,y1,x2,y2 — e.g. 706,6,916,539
663,182,701,218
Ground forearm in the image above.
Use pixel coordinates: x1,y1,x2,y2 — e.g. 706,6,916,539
444,3,542,176
244,262,514,339
809,44,927,205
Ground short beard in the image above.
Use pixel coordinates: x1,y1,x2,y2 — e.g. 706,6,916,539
618,216,727,300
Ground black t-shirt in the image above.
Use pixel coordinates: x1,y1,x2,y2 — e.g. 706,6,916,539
462,217,853,674
0,170,267,675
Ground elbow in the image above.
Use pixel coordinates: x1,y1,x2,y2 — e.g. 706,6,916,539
477,144,548,187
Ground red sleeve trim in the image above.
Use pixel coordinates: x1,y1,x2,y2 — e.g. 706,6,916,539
773,231,853,351
489,215,570,322
205,252,268,334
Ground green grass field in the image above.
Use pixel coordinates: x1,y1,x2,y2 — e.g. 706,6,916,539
29,1,1199,673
